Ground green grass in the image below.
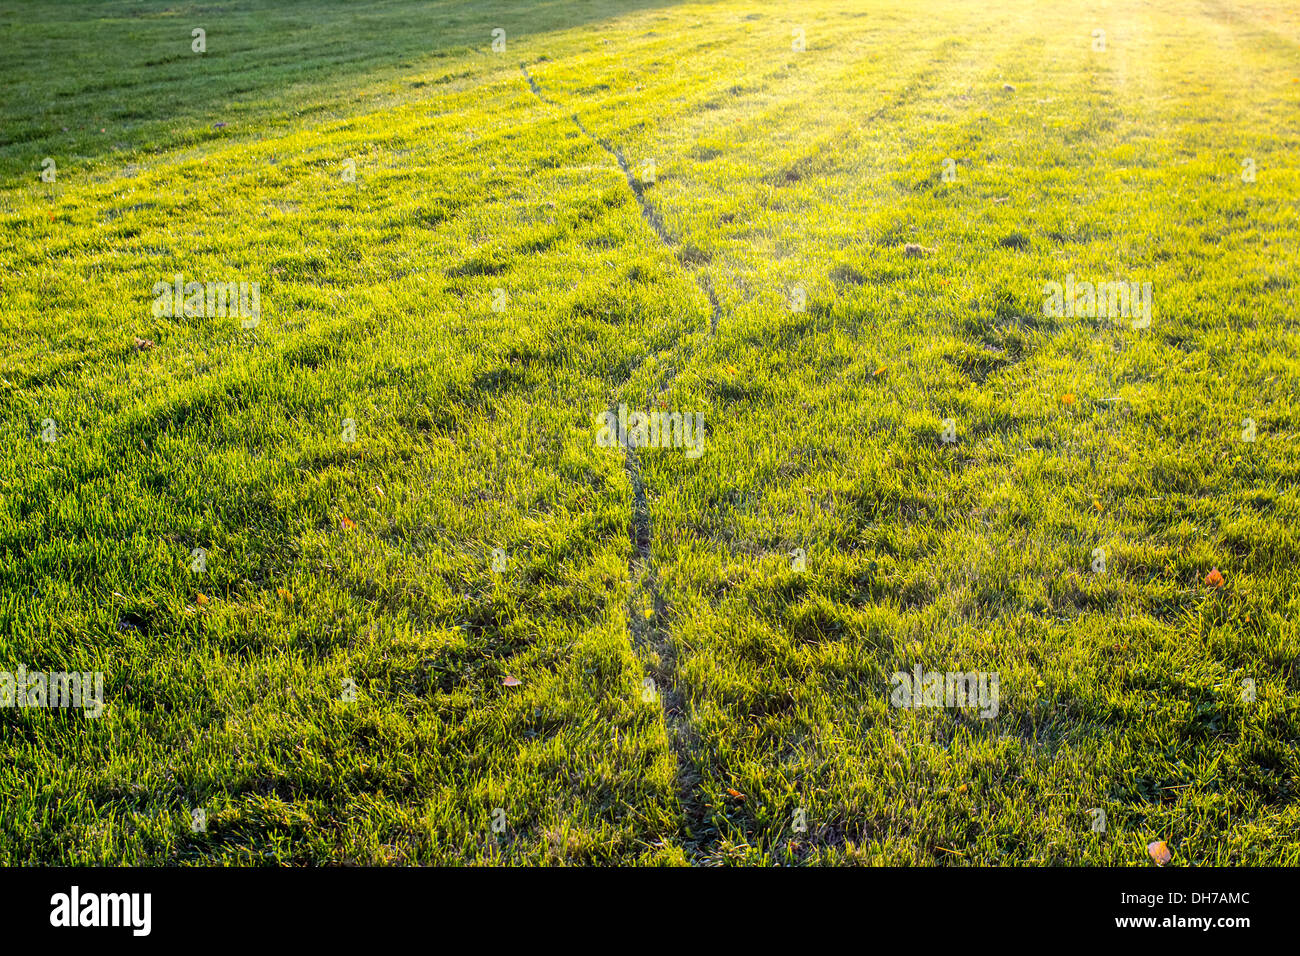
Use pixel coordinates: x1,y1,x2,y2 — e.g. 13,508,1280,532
1,0,1297,865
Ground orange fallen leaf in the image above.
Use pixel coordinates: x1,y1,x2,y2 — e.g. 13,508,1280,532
503,675,522,687
340,516,356,531
726,788,746,800
873,366,887,377
1061,393,1075,406
195,593,209,607
1205,567,1224,588
276,587,294,602
1147,840,1172,865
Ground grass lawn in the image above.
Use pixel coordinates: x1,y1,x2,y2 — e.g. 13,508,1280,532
1,0,1297,865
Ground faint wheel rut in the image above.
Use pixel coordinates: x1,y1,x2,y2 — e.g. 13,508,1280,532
619,437,711,851
521,63,721,335
522,62,713,854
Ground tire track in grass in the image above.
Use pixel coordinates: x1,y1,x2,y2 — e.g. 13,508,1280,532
521,63,722,335
621,440,712,850
520,61,715,852
520,36,997,856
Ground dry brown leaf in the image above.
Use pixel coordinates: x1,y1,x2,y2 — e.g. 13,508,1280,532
503,675,522,687
1147,840,1171,865
1205,567,1224,588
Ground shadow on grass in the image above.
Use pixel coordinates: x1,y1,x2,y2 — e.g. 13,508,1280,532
0,0,709,180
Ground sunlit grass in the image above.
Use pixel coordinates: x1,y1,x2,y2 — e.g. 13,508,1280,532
1,0,1297,865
